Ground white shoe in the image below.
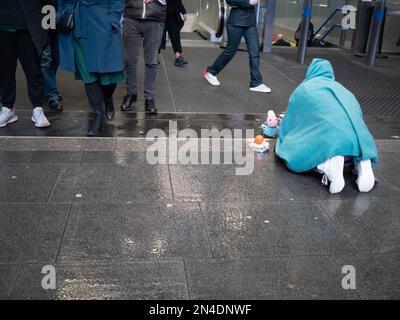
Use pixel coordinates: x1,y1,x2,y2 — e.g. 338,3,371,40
356,160,375,193
0,107,18,128
250,84,271,93
32,107,50,128
317,156,345,194
203,71,221,86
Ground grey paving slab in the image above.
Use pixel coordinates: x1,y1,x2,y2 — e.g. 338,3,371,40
374,152,400,192
0,204,71,263
0,137,117,151
48,162,172,204
200,201,354,258
9,260,188,300
0,265,19,299
185,256,359,300
321,199,400,255
58,203,211,262
169,163,292,202
334,253,400,299
0,151,83,164
0,164,60,203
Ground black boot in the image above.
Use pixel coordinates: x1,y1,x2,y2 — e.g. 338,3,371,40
104,97,115,121
121,94,137,112
87,112,104,137
145,99,158,114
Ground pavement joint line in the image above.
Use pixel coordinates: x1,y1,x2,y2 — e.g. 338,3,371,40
160,52,177,113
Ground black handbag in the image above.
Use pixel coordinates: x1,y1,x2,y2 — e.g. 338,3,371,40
57,1,79,33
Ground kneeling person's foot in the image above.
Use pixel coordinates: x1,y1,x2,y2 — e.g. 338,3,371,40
145,99,158,114
317,156,345,194
32,107,50,128
250,84,272,93
121,94,137,112
0,107,18,128
356,160,375,193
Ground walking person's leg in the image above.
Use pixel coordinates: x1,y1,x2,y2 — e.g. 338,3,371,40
17,30,50,128
42,31,62,111
102,83,117,121
121,18,142,111
243,26,271,93
204,24,244,86
167,15,187,66
85,81,105,136
0,30,19,127
142,20,164,114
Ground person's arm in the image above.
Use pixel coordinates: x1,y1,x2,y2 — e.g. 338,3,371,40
109,0,125,31
177,0,187,15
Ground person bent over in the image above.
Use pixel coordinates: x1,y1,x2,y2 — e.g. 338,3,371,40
276,59,378,194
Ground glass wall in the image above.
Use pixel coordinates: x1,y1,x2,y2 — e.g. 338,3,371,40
274,0,399,52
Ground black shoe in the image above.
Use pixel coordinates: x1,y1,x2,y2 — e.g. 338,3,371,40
87,112,105,137
104,97,115,121
121,94,137,112
145,99,158,114
48,98,63,111
175,55,188,67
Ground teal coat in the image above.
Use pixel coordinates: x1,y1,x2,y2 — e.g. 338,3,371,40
276,58,378,173
58,0,125,73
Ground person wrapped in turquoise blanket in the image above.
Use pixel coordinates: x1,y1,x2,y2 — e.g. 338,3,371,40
276,58,379,194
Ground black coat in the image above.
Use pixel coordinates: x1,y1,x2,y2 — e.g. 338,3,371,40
167,0,186,15
227,0,257,27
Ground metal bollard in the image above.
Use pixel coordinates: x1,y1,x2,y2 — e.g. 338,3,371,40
297,0,313,64
367,0,386,66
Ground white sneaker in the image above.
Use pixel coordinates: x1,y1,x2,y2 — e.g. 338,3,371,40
0,107,18,128
250,84,272,93
203,71,221,86
356,160,375,193
317,156,345,194
32,107,50,128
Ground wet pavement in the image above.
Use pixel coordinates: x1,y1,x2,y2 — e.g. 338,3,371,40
1,46,400,300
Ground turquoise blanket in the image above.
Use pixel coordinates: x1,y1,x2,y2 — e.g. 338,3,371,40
276,58,378,173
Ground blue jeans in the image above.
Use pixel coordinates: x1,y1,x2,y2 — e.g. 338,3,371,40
41,31,60,101
207,24,263,88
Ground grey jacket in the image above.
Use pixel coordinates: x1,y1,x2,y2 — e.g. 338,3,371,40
125,0,167,22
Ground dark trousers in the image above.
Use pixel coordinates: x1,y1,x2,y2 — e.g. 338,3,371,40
124,18,164,100
207,24,263,88
0,30,44,109
41,30,60,100
165,13,184,54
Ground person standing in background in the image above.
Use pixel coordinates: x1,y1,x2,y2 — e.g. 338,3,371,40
58,0,126,136
160,0,188,67
121,0,167,114
0,0,51,128
41,0,63,111
203,0,271,93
